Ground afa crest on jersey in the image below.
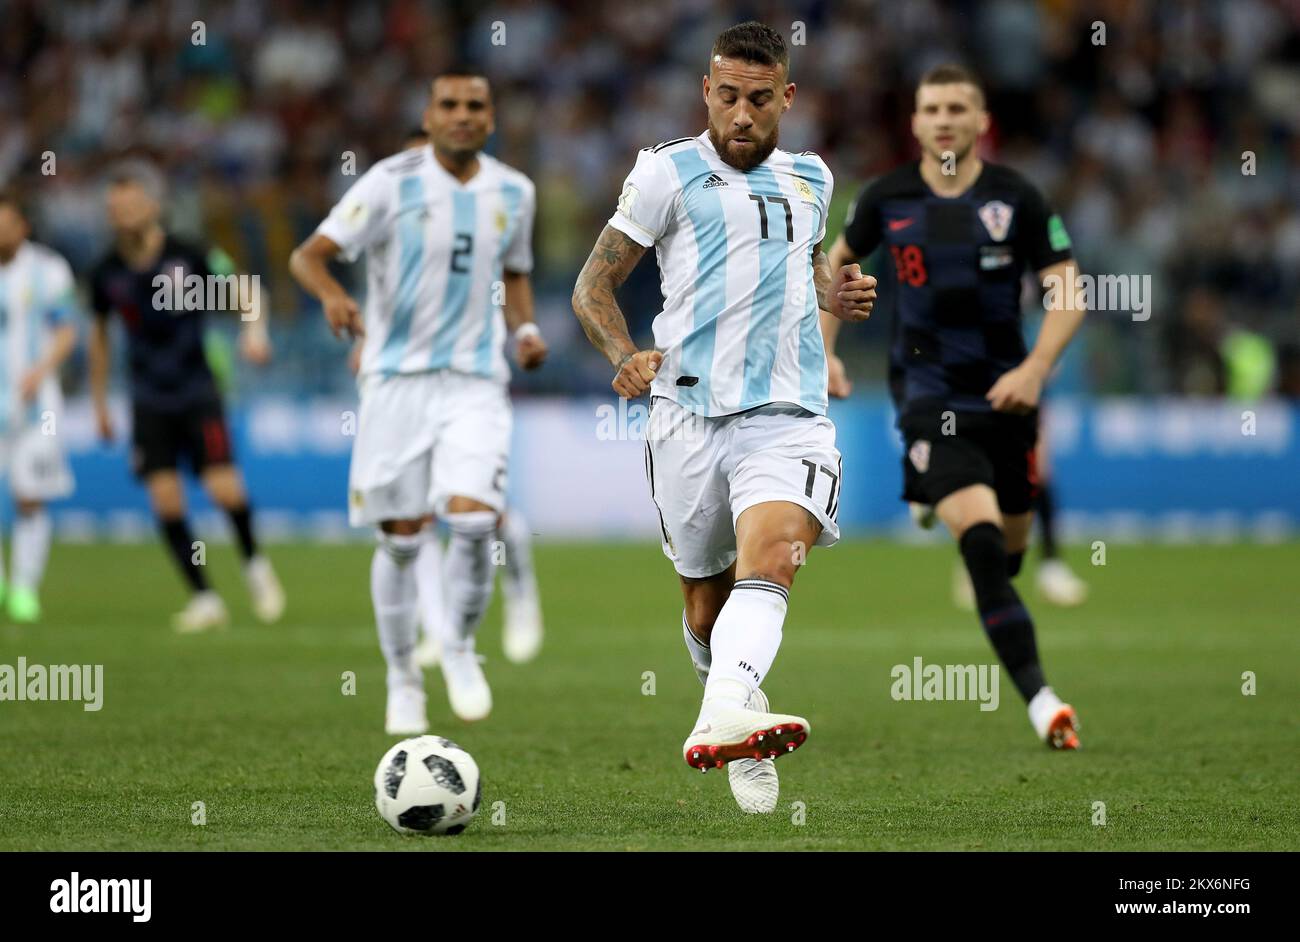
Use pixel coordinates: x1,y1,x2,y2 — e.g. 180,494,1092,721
978,200,1013,242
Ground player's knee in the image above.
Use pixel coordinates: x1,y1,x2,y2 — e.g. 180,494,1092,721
741,539,804,588
376,527,423,565
149,491,185,519
445,495,497,517
445,510,498,541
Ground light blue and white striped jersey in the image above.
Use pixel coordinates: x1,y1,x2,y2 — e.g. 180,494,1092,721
0,241,76,434
318,146,535,383
608,131,834,417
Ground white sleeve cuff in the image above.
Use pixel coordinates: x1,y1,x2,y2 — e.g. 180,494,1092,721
607,212,656,248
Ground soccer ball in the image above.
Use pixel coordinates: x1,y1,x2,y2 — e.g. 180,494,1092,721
374,735,482,836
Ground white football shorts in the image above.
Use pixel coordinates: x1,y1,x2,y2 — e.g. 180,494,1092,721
349,370,510,526
644,397,841,578
0,423,75,502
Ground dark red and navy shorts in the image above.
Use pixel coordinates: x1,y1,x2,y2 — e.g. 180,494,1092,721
131,398,235,478
899,408,1040,515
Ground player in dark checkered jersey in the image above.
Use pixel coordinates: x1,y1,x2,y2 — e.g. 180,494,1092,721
90,161,284,633
821,65,1086,749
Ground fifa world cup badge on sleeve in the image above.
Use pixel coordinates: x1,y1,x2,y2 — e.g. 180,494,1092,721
344,199,368,228
617,183,639,217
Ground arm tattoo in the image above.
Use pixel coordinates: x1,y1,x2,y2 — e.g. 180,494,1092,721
812,249,832,312
572,226,647,366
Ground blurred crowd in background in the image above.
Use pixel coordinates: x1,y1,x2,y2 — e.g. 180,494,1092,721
3,0,1299,400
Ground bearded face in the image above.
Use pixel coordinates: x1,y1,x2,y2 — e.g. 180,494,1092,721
703,56,791,172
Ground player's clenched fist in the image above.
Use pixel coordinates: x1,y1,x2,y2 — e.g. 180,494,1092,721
514,324,548,371
613,350,663,399
829,263,877,322
323,291,364,340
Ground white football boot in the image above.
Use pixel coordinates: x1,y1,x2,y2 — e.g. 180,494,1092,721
441,647,492,722
684,698,810,771
413,630,441,669
727,688,780,813
502,590,543,664
172,590,229,634
385,681,429,736
244,555,286,624
1036,558,1088,607
1029,686,1081,750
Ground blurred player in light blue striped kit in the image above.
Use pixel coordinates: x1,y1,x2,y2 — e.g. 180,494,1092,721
0,188,77,622
291,71,547,734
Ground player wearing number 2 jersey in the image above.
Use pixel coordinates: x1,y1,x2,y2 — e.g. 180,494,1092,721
290,69,547,735
572,22,876,813
0,189,77,623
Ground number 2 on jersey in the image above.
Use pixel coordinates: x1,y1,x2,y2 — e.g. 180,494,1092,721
451,233,473,273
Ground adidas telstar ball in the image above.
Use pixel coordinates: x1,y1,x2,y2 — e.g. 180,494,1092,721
374,735,482,836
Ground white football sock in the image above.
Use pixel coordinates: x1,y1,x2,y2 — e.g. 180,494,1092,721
414,528,446,643
1028,685,1064,737
11,510,51,592
682,611,711,686
499,510,537,605
441,511,498,653
371,530,423,689
701,579,788,714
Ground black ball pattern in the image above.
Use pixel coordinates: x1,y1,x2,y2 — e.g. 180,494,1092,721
384,750,408,799
422,754,466,795
398,804,445,832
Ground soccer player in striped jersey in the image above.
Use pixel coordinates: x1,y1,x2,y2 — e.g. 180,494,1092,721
372,129,547,675
0,188,77,622
291,70,547,734
573,22,875,813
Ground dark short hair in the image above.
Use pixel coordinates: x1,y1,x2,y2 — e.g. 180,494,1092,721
0,185,29,221
711,21,789,76
917,64,985,106
434,65,489,84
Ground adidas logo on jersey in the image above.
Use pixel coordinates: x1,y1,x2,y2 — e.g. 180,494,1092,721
702,173,728,189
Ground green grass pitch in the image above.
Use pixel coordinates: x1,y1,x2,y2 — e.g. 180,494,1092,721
2,540,1296,851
